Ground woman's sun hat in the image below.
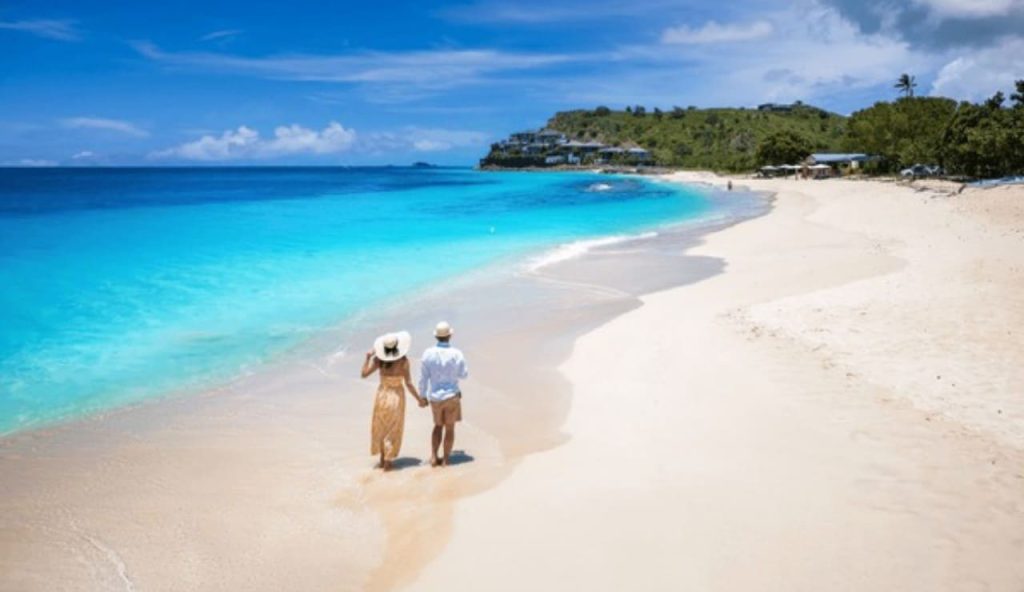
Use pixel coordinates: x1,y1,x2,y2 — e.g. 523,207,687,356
434,321,453,339
373,331,412,361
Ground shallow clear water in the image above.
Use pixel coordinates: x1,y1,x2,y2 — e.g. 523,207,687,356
0,167,716,434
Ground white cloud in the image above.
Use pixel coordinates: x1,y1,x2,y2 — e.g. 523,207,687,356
132,42,577,97
152,122,357,161
408,128,489,151
661,20,774,44
61,117,149,137
440,0,683,23
363,127,490,153
0,19,79,41
911,0,1023,18
412,140,451,151
931,37,1024,100
559,2,937,109
200,29,242,42
72,150,95,159
3,158,58,167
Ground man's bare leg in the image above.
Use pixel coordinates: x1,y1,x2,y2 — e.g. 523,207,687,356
431,425,443,467
442,423,455,466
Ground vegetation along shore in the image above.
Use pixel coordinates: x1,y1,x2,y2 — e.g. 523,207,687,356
481,76,1024,180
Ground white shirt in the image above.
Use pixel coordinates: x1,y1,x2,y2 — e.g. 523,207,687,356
419,342,468,403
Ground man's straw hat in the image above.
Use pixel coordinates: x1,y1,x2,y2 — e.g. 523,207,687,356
434,321,453,339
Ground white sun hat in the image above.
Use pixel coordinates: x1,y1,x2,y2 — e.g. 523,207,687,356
373,331,412,361
434,321,453,338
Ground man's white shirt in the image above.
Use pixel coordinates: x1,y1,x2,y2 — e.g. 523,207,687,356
419,343,468,403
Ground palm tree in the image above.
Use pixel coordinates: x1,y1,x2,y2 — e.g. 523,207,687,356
895,73,917,98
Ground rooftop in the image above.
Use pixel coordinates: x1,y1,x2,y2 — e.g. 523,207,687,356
810,153,870,163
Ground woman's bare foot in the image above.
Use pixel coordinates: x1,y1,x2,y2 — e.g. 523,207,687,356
430,456,441,467
382,460,393,471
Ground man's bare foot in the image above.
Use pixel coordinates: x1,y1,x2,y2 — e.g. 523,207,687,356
441,457,450,467
382,460,393,471
430,457,441,467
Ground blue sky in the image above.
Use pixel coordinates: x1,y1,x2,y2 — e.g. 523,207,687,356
2,0,1023,166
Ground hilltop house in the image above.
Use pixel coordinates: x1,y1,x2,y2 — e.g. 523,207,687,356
486,127,652,167
757,103,796,112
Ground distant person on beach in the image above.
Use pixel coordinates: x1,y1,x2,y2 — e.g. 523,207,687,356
361,331,426,471
419,321,468,467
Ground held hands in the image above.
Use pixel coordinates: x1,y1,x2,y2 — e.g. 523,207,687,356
417,396,429,408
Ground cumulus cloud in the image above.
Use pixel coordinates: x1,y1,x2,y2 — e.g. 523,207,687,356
0,19,79,41
661,20,774,44
61,117,149,137
912,0,1023,18
931,37,1024,100
823,0,1024,48
152,122,357,161
569,3,931,108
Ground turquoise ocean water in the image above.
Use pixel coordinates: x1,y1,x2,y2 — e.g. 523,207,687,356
0,167,717,434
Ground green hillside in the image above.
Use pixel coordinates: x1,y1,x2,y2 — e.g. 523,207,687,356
481,77,1024,178
544,104,846,171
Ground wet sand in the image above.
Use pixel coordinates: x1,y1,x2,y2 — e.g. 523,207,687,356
0,184,760,590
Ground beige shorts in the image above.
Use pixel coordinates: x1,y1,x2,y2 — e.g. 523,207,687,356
430,395,462,426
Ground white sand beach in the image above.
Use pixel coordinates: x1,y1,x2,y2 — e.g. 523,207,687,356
404,176,1024,590
2,175,1022,591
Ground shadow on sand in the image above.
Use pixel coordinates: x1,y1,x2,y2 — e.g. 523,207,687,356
446,450,474,466
388,457,423,471
379,451,474,471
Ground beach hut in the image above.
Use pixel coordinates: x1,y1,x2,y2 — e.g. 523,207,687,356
808,163,833,179
806,153,871,172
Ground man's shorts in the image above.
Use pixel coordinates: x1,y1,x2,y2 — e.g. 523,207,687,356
430,394,462,426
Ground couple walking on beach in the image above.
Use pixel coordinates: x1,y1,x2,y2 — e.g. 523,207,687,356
360,321,467,471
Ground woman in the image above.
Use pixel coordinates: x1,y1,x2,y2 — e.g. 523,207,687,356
361,331,426,471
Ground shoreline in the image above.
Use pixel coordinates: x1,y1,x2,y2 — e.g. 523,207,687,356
0,169,708,439
404,174,1024,590
0,180,763,590
5,173,1021,590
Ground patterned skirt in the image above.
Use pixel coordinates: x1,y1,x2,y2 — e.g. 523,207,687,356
371,376,406,460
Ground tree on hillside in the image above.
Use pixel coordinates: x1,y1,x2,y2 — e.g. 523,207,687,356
843,96,956,169
755,130,812,166
942,88,1024,178
1011,80,1024,108
895,73,917,98
595,105,611,116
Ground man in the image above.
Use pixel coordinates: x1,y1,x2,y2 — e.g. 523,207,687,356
418,321,468,467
